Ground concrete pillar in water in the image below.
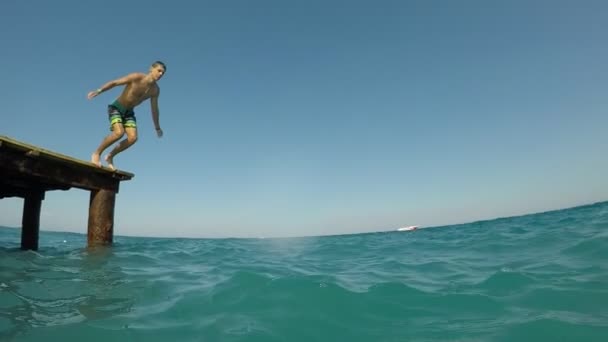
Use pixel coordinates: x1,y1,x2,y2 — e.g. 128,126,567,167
88,188,116,247
21,191,44,250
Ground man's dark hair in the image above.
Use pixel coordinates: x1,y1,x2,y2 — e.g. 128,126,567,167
152,61,167,71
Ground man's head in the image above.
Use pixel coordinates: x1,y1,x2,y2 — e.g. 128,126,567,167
150,61,166,81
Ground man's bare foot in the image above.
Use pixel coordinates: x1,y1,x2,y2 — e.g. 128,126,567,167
104,154,116,171
91,153,101,167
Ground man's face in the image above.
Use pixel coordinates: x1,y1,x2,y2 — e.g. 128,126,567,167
151,65,165,81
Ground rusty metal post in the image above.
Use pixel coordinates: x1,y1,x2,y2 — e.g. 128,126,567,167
88,188,116,247
21,191,44,250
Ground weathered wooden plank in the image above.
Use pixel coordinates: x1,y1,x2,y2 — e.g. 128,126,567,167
0,135,134,179
0,173,68,192
0,184,50,199
1,166,70,198
0,150,121,192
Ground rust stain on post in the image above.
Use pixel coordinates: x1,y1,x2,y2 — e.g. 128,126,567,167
88,189,117,246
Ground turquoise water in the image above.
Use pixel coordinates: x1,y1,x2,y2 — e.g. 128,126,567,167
1,202,607,341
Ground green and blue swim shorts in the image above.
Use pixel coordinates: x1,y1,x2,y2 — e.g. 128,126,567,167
108,100,137,130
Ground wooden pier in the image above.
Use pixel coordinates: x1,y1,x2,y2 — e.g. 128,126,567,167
0,135,133,250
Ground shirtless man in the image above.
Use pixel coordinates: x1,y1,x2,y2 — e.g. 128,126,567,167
87,61,166,170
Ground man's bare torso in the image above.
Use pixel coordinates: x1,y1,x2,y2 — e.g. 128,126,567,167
117,73,159,109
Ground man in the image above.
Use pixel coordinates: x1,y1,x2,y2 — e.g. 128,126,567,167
87,61,166,170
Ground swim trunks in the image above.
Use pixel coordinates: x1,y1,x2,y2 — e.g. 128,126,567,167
108,100,137,130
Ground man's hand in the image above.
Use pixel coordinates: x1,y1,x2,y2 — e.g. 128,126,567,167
87,89,101,99
156,128,164,138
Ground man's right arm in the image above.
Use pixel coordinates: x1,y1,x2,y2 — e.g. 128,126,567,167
87,73,143,99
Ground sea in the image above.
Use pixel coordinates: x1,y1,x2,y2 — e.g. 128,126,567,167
1,201,607,341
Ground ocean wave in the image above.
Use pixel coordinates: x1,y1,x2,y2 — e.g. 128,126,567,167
2,201,608,341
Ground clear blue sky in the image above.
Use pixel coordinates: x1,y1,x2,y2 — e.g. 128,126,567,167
1,0,607,238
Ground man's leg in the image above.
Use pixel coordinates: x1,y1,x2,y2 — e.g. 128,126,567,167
105,127,138,170
92,123,125,167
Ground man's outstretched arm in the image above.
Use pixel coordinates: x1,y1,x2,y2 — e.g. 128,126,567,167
150,93,163,138
87,73,144,99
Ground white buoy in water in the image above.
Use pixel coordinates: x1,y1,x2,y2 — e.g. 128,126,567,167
397,225,418,232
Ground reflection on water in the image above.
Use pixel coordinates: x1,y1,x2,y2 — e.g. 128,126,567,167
0,245,134,340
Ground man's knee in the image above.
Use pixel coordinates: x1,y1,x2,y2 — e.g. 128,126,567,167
111,131,125,141
127,135,138,144
125,126,137,144
111,125,125,139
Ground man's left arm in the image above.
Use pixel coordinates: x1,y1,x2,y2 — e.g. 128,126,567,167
150,92,163,138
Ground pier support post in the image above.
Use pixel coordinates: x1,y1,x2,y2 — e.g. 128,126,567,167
88,188,116,247
21,191,44,251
